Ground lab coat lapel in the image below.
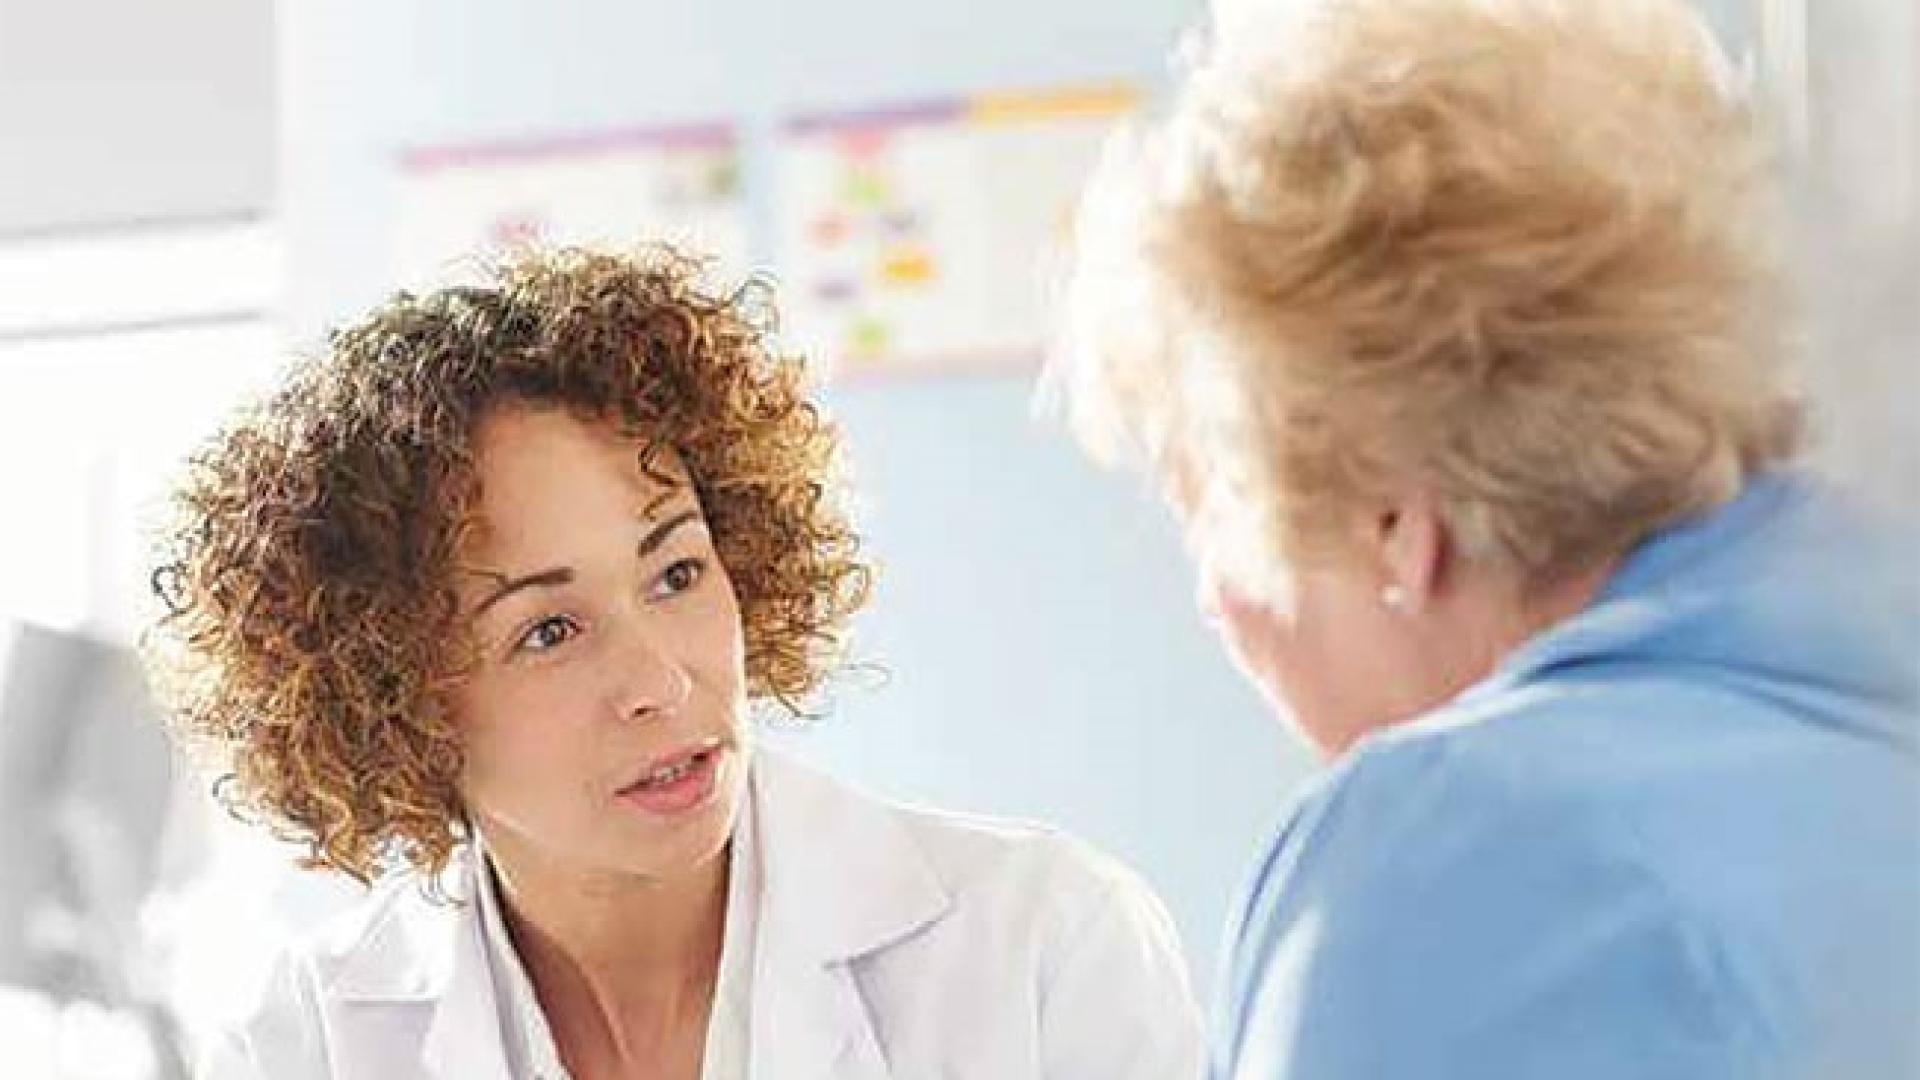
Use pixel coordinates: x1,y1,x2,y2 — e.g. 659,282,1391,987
327,858,515,1080
747,750,951,1079
752,938,888,1079
327,751,948,1080
418,912,515,1080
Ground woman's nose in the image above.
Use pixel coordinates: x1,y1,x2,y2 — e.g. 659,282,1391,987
609,620,694,721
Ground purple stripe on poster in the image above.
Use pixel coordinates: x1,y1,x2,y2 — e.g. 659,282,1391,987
401,122,737,173
785,99,965,137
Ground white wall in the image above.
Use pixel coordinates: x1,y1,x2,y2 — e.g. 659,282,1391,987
0,0,272,234
1794,0,1920,521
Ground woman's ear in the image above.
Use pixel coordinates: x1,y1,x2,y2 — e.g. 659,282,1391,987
1372,495,1447,614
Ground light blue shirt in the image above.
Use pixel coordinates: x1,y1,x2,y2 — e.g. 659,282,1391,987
1213,474,1920,1079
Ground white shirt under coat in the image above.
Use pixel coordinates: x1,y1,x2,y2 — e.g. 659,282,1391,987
198,747,1205,1078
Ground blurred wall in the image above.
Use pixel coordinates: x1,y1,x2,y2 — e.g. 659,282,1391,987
0,0,272,234
1792,0,1920,521
275,0,1304,989
0,0,278,643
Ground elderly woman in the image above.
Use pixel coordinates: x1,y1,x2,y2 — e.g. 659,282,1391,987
1049,0,1918,1077
145,248,1203,1079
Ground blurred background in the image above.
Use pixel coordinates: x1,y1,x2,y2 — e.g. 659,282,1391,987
0,0,1911,1075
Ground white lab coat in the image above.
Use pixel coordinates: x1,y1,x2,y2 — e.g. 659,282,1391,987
200,748,1205,1079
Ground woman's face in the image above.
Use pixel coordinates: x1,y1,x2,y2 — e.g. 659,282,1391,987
1197,554,1409,758
451,404,751,883
1177,479,1451,759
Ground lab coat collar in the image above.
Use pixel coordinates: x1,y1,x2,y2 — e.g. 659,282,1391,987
324,868,470,1004
322,747,950,1078
320,854,515,1077
751,745,952,965
419,910,516,1079
748,747,953,1077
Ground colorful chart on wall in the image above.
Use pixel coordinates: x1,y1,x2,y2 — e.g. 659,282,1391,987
394,122,750,290
777,83,1138,380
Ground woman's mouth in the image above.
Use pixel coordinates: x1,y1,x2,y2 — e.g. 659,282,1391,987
615,740,724,817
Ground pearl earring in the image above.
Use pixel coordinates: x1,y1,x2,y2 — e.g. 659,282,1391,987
1381,584,1408,610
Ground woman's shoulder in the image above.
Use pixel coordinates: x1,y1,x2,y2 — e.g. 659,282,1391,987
754,747,1163,921
895,795,1150,912
1252,672,1818,943
231,858,476,1027
748,750,1203,1075
195,867,468,1078
302,863,470,970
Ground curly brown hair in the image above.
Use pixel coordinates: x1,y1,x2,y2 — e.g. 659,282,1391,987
145,246,872,884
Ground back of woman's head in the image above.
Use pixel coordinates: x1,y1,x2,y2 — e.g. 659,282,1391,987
145,246,869,882
1052,0,1801,596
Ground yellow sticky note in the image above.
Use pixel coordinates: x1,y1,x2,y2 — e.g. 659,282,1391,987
879,248,935,286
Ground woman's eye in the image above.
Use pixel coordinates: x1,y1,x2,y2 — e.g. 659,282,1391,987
652,557,705,599
515,615,579,654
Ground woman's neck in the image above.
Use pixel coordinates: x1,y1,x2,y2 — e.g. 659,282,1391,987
487,837,730,1075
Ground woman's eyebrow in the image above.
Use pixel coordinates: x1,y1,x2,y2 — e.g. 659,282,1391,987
638,510,701,559
471,567,574,617
467,508,702,615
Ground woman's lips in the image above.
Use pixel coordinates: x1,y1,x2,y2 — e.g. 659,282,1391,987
615,741,723,817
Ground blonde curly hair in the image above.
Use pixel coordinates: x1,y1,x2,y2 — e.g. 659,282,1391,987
1049,0,1801,596
146,246,872,883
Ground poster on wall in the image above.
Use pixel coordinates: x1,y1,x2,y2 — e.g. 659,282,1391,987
394,122,750,291
776,83,1138,380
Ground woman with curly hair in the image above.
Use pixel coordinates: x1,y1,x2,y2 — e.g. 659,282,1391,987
1048,0,1917,1076
145,247,1202,1080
